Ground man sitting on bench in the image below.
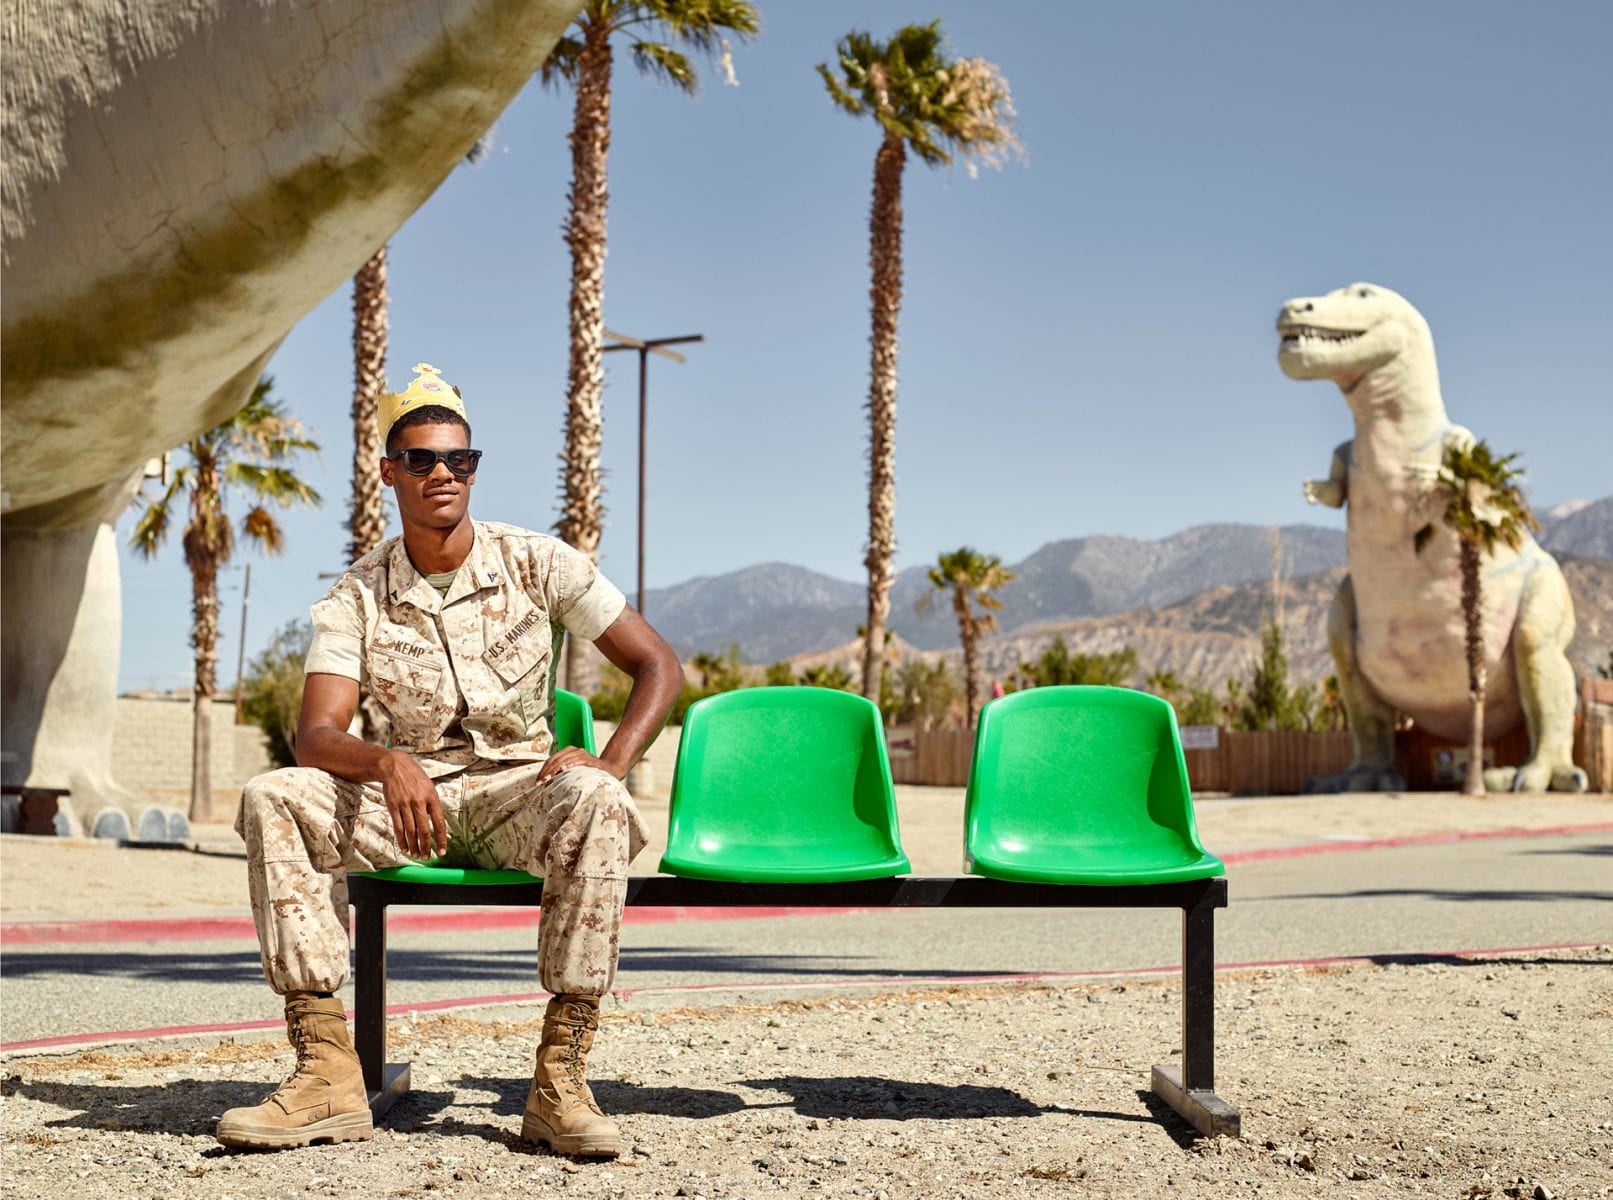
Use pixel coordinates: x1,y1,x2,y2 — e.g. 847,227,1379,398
218,363,683,1157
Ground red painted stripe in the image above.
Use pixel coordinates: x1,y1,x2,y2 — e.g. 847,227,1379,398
2,940,1602,1054
0,905,869,946
1219,820,1613,865
3,821,1608,947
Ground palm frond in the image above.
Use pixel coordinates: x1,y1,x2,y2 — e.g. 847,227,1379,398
241,506,286,555
539,34,585,88
1417,439,1538,558
632,41,697,92
820,20,1022,171
127,470,188,559
225,462,322,507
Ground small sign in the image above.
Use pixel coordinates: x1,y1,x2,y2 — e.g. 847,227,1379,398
886,725,917,760
1180,725,1220,751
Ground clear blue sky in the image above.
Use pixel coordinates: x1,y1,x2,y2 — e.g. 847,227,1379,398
117,0,1613,692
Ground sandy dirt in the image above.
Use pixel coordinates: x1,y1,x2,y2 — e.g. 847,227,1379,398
3,951,1611,1199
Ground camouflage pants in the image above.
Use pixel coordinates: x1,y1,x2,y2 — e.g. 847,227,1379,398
235,760,648,997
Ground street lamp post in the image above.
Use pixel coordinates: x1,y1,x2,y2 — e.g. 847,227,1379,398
602,330,703,615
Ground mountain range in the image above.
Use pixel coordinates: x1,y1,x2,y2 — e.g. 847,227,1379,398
643,496,1613,670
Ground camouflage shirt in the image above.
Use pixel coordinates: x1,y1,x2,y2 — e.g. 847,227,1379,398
304,521,625,777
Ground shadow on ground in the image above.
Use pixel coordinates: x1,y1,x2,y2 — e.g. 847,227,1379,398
1,1075,269,1135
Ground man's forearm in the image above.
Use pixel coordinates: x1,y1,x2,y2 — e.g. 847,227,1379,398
597,653,684,778
296,724,401,784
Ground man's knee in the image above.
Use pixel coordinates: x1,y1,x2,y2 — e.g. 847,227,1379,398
563,767,632,820
237,767,337,841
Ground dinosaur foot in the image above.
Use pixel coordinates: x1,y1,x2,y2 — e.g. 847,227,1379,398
1303,766,1405,794
1483,763,1590,794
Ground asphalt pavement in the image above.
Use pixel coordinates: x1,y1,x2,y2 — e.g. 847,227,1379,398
2,792,1609,1049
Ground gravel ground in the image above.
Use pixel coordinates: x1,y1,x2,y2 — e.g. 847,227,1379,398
5,949,1611,1199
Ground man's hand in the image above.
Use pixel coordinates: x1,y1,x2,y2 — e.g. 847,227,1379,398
376,749,448,860
538,746,619,784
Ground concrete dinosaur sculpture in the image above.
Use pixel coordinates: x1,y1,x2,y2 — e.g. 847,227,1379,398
1276,283,1587,793
2,0,580,819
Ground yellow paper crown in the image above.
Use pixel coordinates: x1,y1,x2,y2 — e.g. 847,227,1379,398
378,363,468,442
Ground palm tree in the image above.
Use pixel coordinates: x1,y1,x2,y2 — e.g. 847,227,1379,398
542,0,760,694
130,378,321,820
348,245,389,564
1414,440,1538,796
347,141,490,564
920,547,1017,728
689,650,721,690
819,21,1021,705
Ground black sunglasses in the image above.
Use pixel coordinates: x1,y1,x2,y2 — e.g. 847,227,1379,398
387,448,483,478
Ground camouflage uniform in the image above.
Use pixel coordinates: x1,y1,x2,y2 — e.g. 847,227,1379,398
236,522,648,997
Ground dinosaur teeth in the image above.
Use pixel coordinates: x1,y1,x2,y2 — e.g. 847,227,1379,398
1280,325,1363,343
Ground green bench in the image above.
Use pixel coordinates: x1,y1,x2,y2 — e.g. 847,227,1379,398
348,685,1237,1137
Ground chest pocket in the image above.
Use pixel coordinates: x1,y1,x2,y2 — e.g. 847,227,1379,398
483,614,551,732
367,645,444,726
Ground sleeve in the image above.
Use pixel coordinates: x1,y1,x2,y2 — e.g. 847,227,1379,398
543,539,627,641
304,578,365,680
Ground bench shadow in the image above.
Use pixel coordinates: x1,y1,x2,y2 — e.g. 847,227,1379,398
0,949,268,984
1361,951,1611,968
376,1074,748,1146
738,1075,1047,1120
1135,1088,1203,1149
1253,887,1613,905
1523,842,1613,858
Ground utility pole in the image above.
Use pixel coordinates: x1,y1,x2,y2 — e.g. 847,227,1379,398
233,561,252,723
602,329,703,615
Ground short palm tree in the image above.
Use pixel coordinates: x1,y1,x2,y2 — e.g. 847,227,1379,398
542,0,759,694
130,378,321,820
819,21,1021,705
347,245,389,564
1414,440,1538,796
689,650,722,690
919,547,1017,728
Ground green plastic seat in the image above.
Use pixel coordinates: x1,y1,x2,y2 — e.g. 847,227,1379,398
963,686,1224,886
353,688,596,885
659,686,910,883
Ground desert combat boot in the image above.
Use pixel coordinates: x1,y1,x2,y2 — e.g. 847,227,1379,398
215,993,373,1149
522,994,621,1157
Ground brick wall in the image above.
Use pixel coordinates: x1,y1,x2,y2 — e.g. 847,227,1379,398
112,696,272,811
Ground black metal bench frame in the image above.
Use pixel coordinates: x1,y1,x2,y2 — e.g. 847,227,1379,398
348,873,1238,1138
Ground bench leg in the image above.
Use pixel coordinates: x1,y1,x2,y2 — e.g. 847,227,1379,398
353,893,411,1117
1150,890,1240,1138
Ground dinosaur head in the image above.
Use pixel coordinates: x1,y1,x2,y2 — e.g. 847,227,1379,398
1275,283,1433,385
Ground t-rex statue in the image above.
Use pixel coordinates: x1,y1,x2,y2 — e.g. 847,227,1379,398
1276,282,1587,793
2,0,581,823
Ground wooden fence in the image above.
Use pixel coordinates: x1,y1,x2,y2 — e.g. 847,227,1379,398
1184,731,1354,795
885,681,1613,793
886,726,1356,793
1577,677,1613,793
887,727,972,787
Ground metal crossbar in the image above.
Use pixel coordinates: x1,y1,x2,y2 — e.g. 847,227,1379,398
347,873,1238,1138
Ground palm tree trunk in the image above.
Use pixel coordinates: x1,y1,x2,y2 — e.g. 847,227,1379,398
348,244,389,564
558,19,614,697
1460,539,1486,796
861,131,905,704
189,548,221,821
953,587,979,729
